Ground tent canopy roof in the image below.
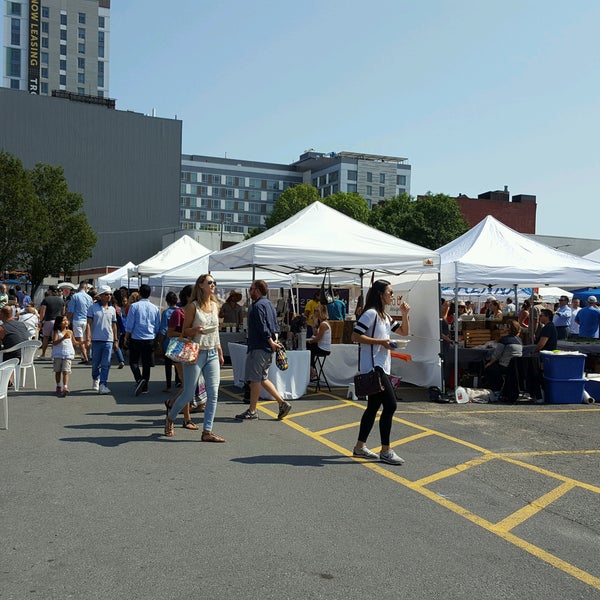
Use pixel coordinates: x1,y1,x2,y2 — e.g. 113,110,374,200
209,201,439,275
438,215,600,287
131,235,212,277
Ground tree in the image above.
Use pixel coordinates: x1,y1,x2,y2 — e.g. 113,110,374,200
255,185,371,236
263,183,319,230
369,192,469,249
324,192,370,223
0,152,40,271
26,163,97,295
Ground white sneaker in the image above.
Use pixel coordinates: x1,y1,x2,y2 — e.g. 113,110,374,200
353,445,379,459
92,379,100,392
380,449,405,465
99,384,111,395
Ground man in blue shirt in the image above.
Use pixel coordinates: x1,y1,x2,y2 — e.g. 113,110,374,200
235,279,291,421
575,296,600,339
124,284,161,396
552,295,572,340
67,282,93,363
326,291,347,321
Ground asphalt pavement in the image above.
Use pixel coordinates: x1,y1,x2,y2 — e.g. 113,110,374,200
2,356,600,599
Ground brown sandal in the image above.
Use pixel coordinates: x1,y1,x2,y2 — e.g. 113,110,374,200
164,417,174,437
182,420,199,430
201,430,226,443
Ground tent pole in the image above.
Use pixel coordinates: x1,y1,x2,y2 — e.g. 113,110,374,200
453,284,459,394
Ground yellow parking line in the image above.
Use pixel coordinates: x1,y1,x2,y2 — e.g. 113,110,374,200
413,454,495,487
493,481,576,533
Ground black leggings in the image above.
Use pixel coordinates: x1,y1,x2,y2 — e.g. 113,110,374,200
357,367,397,446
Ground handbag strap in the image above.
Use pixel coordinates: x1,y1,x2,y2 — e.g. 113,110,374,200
358,314,377,371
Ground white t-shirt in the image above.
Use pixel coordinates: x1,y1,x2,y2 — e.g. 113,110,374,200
354,308,400,374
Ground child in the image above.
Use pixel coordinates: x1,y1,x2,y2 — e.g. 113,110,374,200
51,315,75,397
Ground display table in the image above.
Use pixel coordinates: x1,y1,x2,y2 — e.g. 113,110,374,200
219,332,246,357
228,343,310,400
322,344,359,387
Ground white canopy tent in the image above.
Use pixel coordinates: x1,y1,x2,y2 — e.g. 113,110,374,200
97,261,135,289
437,215,600,388
584,247,600,263
209,201,442,387
129,235,212,278
438,216,600,287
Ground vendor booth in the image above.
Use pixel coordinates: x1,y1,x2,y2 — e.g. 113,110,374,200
437,215,600,395
209,201,442,389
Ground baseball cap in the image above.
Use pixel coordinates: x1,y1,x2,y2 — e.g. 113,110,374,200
95,284,112,296
588,296,597,304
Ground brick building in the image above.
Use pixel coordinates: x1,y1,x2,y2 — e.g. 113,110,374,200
451,187,537,233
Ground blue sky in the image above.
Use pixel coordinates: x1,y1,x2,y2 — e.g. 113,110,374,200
12,1,600,238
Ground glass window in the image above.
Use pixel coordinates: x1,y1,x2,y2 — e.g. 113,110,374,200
9,2,22,16
41,67,48,78
41,82,48,94
99,16,105,28
379,186,385,196
367,172,373,182
11,18,21,45
42,37,48,48
78,87,85,94
347,183,357,193
8,48,21,77
366,185,372,195
60,59,66,70
249,178,261,189
60,13,67,25
347,170,357,181
60,74,66,85
78,57,85,69
379,173,385,184
10,79,20,89
41,52,48,65
98,61,104,74
397,175,406,185
78,27,85,39
60,29,67,40
78,12,86,24
42,7,49,18
78,42,85,53
329,171,338,183
41,21,49,34
78,72,85,83
60,44,67,55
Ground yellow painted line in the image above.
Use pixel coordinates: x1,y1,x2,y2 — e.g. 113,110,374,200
316,421,362,435
287,403,355,418
505,449,600,457
493,481,576,533
391,430,435,447
413,454,495,487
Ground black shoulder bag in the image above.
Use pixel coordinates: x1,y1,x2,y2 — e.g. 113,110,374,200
353,317,385,397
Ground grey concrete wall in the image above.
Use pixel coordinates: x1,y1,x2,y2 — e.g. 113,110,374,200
0,87,182,268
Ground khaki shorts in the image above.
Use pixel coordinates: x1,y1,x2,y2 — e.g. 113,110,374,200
53,358,72,373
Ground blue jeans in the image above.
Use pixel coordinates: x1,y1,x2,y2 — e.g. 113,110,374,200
91,341,113,385
169,349,220,431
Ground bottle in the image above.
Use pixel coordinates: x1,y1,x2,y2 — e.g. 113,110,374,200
455,386,469,403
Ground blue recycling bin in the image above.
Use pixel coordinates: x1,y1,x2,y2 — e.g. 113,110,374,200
540,351,586,379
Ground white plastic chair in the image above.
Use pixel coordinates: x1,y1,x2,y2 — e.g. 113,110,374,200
0,339,42,391
0,358,19,430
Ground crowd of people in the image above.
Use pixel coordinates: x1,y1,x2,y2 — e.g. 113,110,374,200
440,292,600,401
2,277,599,462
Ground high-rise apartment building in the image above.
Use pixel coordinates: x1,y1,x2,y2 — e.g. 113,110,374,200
180,151,411,242
2,0,110,97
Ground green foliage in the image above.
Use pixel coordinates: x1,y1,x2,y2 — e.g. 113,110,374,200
324,192,370,223
263,183,319,230
369,192,469,249
0,152,40,270
26,163,97,294
0,152,97,294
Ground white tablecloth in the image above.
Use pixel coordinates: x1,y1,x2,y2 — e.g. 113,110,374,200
322,344,359,387
228,343,311,400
